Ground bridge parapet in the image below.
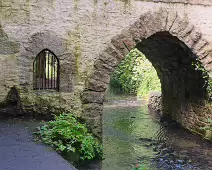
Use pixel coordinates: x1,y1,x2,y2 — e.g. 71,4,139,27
139,0,212,6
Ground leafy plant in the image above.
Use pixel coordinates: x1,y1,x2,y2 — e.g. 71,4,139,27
110,48,161,97
192,58,212,101
34,113,102,161
200,118,212,131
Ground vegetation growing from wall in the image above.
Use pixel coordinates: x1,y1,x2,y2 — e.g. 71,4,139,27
192,59,212,140
35,113,102,162
200,117,212,140
192,58,212,101
110,48,161,97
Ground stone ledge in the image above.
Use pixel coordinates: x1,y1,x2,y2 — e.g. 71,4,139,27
137,0,212,6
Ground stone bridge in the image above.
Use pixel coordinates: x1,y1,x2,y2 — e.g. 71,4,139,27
0,0,212,137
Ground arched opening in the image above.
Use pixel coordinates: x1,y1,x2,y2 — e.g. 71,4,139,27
33,49,60,91
136,31,207,120
80,10,212,169
81,11,212,140
100,32,210,170
107,48,161,100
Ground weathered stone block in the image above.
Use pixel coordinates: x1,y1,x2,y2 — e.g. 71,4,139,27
81,91,105,104
94,59,115,73
82,103,103,118
86,78,108,92
111,35,132,57
0,40,20,55
99,52,119,67
148,91,162,119
90,70,110,84
196,46,212,60
183,30,202,49
84,116,102,138
169,17,190,37
104,43,125,62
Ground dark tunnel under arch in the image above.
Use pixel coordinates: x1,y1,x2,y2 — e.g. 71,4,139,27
136,31,207,119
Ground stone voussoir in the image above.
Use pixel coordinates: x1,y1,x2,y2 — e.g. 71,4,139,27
94,59,115,73
104,43,125,62
128,20,146,43
196,46,212,59
168,16,190,37
182,29,202,49
111,34,132,57
86,78,108,92
200,53,212,65
192,38,208,53
178,24,195,39
99,52,119,68
138,12,161,38
90,70,110,84
165,11,179,31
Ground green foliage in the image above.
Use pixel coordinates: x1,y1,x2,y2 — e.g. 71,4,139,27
137,62,161,98
110,48,161,97
207,79,212,100
192,59,212,100
35,113,102,161
200,118,212,131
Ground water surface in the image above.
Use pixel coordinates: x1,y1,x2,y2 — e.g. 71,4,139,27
100,90,212,170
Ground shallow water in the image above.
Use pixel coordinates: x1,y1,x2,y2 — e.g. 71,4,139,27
78,86,212,170
99,94,212,170
3,91,211,170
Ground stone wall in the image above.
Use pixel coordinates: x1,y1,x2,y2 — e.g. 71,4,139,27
82,9,212,137
141,0,212,6
0,26,20,104
0,0,212,137
148,92,212,140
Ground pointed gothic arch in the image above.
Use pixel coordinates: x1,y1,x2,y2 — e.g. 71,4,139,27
33,49,60,91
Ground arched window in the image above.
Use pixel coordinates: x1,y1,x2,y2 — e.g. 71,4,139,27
33,49,59,91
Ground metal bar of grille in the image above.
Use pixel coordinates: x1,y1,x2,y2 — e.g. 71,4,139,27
33,61,36,89
42,56,45,89
34,49,59,91
51,55,53,88
39,55,41,90
35,58,38,89
57,60,59,91
47,51,50,89
44,54,46,89
53,56,55,88
41,55,44,89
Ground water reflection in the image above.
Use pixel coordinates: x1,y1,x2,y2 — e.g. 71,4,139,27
102,99,212,170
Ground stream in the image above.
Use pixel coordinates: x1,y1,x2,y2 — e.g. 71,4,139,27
1,89,211,170
79,88,212,170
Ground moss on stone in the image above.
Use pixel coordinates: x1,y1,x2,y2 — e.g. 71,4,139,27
74,0,79,10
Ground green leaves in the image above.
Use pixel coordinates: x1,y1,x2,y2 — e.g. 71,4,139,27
192,59,212,100
35,113,102,161
200,118,212,131
110,48,161,97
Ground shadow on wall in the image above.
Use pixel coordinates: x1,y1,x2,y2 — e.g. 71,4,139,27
0,86,22,116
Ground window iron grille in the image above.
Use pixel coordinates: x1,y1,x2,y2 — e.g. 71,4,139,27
33,49,59,91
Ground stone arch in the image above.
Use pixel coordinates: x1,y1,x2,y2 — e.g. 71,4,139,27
21,31,77,92
81,10,212,137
